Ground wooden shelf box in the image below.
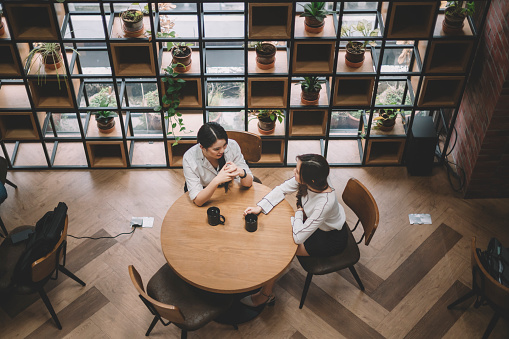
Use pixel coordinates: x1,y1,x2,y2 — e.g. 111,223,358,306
293,41,335,74
424,40,474,73
289,110,327,136
417,76,465,107
161,78,202,108
167,140,196,167
86,141,128,168
384,2,438,39
0,112,45,140
248,78,288,108
248,3,292,39
28,78,79,109
0,43,29,76
111,43,157,77
4,3,65,40
363,138,406,165
334,77,375,107
248,49,288,74
290,80,329,107
259,139,285,164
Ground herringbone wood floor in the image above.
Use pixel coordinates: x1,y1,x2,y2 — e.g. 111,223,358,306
0,166,508,338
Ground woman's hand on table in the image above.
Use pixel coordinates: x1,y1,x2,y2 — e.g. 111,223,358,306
244,206,262,216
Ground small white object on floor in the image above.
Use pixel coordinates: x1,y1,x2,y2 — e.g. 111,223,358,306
130,217,154,228
409,214,432,225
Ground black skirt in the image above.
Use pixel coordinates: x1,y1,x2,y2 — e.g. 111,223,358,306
303,223,349,257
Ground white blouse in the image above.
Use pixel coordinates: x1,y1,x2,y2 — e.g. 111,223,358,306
257,177,346,244
182,139,253,201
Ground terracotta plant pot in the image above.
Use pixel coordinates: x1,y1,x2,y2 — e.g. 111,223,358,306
378,118,396,132
171,46,192,72
443,7,467,34
121,9,144,37
255,42,276,70
96,117,116,133
257,119,276,135
43,45,63,70
301,91,320,105
304,17,325,34
345,42,365,68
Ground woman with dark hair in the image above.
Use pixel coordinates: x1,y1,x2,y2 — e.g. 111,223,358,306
241,154,347,306
183,122,253,206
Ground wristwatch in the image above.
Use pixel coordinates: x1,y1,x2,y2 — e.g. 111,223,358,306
239,169,247,179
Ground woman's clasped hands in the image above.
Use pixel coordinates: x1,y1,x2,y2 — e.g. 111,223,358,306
214,161,244,185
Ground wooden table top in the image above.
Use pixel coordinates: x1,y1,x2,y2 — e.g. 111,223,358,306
161,182,297,294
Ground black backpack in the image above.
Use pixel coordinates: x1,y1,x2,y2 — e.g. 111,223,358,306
478,237,509,287
12,202,68,285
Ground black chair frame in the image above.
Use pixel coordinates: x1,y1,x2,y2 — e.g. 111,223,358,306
137,294,179,337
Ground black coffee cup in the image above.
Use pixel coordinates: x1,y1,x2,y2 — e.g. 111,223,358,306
207,207,225,226
245,213,258,232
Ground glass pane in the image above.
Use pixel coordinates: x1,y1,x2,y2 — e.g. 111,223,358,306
206,49,244,74
203,3,244,11
78,50,111,75
341,15,379,37
375,81,412,106
344,2,378,10
296,2,335,13
81,83,117,107
204,15,244,38
287,140,321,164
207,82,245,107
65,15,109,38
330,110,362,136
208,111,245,131
160,15,198,38
67,3,105,12
123,82,158,107
157,3,197,12
130,112,164,135
47,113,86,137
326,140,361,164
380,43,414,72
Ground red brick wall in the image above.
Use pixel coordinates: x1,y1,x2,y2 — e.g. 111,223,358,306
452,0,509,198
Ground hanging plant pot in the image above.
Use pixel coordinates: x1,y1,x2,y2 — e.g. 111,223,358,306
345,42,365,68
96,117,116,134
43,45,63,70
257,118,276,135
255,42,276,70
121,9,144,37
171,46,192,72
304,17,325,34
301,91,320,105
443,7,467,34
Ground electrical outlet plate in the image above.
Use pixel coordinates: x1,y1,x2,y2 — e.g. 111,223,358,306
130,217,154,228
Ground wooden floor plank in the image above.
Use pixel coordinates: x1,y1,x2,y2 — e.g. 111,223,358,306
336,261,384,294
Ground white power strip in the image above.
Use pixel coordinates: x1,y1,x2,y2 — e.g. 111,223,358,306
130,217,154,228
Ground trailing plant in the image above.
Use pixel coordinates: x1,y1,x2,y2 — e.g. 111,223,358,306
249,109,284,123
445,1,475,17
341,19,379,50
298,76,325,93
299,2,333,22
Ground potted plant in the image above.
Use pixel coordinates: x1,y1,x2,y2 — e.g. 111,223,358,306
249,109,284,135
254,41,276,70
298,76,325,105
341,20,379,68
443,1,475,34
170,42,193,72
120,5,144,37
299,2,333,34
0,10,5,36
90,89,117,133
373,109,398,132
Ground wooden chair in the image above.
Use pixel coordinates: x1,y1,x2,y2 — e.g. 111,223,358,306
447,237,509,338
297,178,379,309
226,131,262,183
129,264,233,339
0,215,86,329
0,156,17,237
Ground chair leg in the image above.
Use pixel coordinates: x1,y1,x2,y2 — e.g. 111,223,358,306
0,216,7,238
38,288,62,330
181,329,188,339
58,265,86,286
447,289,476,309
145,315,158,336
348,266,365,291
5,179,17,189
299,273,313,309
482,313,500,339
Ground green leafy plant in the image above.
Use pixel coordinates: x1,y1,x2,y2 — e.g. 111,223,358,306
90,88,117,122
249,109,284,124
170,42,193,56
155,63,187,145
341,19,379,49
299,2,333,22
121,3,144,22
298,76,325,93
373,109,398,128
445,1,475,17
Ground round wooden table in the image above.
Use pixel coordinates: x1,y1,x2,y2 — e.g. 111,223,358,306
161,182,297,294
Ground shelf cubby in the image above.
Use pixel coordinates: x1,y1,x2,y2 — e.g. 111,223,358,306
259,139,285,164
384,2,438,39
293,41,335,74
28,78,80,109
424,40,474,73
434,14,473,37
247,115,286,136
290,80,329,107
161,78,202,108
0,43,29,76
0,16,10,39
337,49,375,74
289,110,327,136
0,84,31,109
334,77,375,107
168,111,203,138
294,15,336,38
0,112,45,140
248,3,292,39
248,49,288,74
161,50,201,75
86,141,128,168
3,3,65,40
248,78,288,108
167,140,196,167
27,51,79,77
416,76,465,107
110,43,158,77
87,116,123,138
363,138,406,165
110,16,151,39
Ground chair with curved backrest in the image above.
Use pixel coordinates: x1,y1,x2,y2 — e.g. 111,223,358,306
129,264,233,339
0,156,17,238
297,178,379,309
226,131,262,184
0,215,86,329
447,237,509,338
